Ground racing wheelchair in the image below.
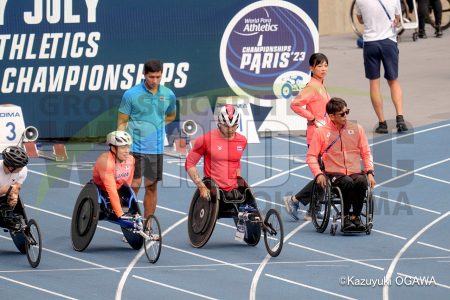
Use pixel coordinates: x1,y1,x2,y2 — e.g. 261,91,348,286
188,177,284,257
0,193,42,268
71,181,161,263
310,174,373,236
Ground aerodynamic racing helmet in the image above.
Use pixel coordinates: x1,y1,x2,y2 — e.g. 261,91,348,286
2,146,29,168
218,104,241,127
106,131,132,147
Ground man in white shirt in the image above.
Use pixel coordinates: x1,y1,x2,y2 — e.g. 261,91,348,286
0,146,28,208
356,0,408,134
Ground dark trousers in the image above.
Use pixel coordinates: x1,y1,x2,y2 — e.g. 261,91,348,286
327,173,368,216
418,0,442,30
294,180,314,207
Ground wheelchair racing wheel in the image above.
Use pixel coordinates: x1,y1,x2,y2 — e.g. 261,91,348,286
311,178,331,233
364,187,374,235
263,208,284,257
188,188,219,248
143,215,162,263
25,219,42,268
71,183,100,251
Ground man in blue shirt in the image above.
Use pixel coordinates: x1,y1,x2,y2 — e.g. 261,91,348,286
118,60,176,218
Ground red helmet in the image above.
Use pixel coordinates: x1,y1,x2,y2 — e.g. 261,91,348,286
218,104,241,127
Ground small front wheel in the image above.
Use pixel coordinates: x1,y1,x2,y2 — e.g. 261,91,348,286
263,209,284,257
143,215,162,264
25,219,42,268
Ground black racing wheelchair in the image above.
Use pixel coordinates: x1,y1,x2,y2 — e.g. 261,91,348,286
71,182,162,263
310,174,373,235
188,177,284,257
0,193,42,268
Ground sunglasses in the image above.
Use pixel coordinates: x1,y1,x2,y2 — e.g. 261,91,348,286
335,109,350,117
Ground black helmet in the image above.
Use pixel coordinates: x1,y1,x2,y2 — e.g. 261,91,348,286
2,146,29,168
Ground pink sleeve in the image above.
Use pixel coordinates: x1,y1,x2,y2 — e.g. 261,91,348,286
185,134,206,170
95,155,121,212
358,125,374,172
290,86,317,121
306,129,324,177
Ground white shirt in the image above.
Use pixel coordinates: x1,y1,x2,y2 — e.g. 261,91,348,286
356,0,401,42
0,160,27,195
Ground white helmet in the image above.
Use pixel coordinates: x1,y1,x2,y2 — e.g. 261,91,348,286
218,104,241,127
106,131,132,146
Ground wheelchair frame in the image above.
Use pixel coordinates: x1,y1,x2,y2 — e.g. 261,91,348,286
310,174,373,236
187,178,284,257
70,181,162,263
0,196,42,268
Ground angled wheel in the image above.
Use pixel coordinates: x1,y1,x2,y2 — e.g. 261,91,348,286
144,215,162,263
25,219,42,268
263,209,284,257
364,186,374,234
311,178,331,233
10,230,26,254
71,183,100,251
188,181,219,248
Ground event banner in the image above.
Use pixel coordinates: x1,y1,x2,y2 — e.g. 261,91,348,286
0,0,318,138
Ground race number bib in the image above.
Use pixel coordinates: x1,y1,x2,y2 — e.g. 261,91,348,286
0,105,26,152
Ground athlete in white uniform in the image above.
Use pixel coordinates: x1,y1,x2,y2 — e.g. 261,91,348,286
0,146,28,208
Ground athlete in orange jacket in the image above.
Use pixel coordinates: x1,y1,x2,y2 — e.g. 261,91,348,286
306,97,376,231
93,131,135,219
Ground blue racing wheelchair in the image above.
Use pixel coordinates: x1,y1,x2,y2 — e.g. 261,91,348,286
71,181,161,263
0,193,42,268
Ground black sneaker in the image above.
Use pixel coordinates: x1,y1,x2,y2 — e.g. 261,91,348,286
352,216,365,231
396,115,408,133
435,27,443,38
343,216,356,231
375,121,388,134
418,30,427,39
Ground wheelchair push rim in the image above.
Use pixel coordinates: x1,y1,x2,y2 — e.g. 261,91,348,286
188,184,219,248
263,208,284,257
311,180,331,233
143,215,162,264
71,183,100,252
25,219,42,268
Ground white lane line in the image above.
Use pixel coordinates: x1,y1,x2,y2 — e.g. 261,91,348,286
115,217,187,300
163,172,192,182
397,272,450,289
28,169,84,186
0,275,78,299
373,195,442,215
0,235,120,273
163,244,252,272
265,274,357,300
290,173,313,181
251,164,310,187
417,241,450,253
370,123,450,146
371,229,407,240
289,242,384,271
133,275,218,300
249,221,310,300
415,173,450,185
383,211,450,300
241,158,283,172
375,158,450,188
373,162,407,172
274,136,308,146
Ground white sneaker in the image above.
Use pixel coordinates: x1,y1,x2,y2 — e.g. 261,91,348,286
284,196,299,221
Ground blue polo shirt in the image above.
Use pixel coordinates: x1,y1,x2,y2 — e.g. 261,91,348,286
119,82,176,154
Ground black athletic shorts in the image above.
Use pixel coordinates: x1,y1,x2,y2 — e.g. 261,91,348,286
132,153,163,181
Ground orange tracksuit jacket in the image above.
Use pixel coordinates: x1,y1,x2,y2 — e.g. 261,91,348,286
306,121,374,177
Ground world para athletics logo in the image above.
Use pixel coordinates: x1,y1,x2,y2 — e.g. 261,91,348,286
220,1,318,105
